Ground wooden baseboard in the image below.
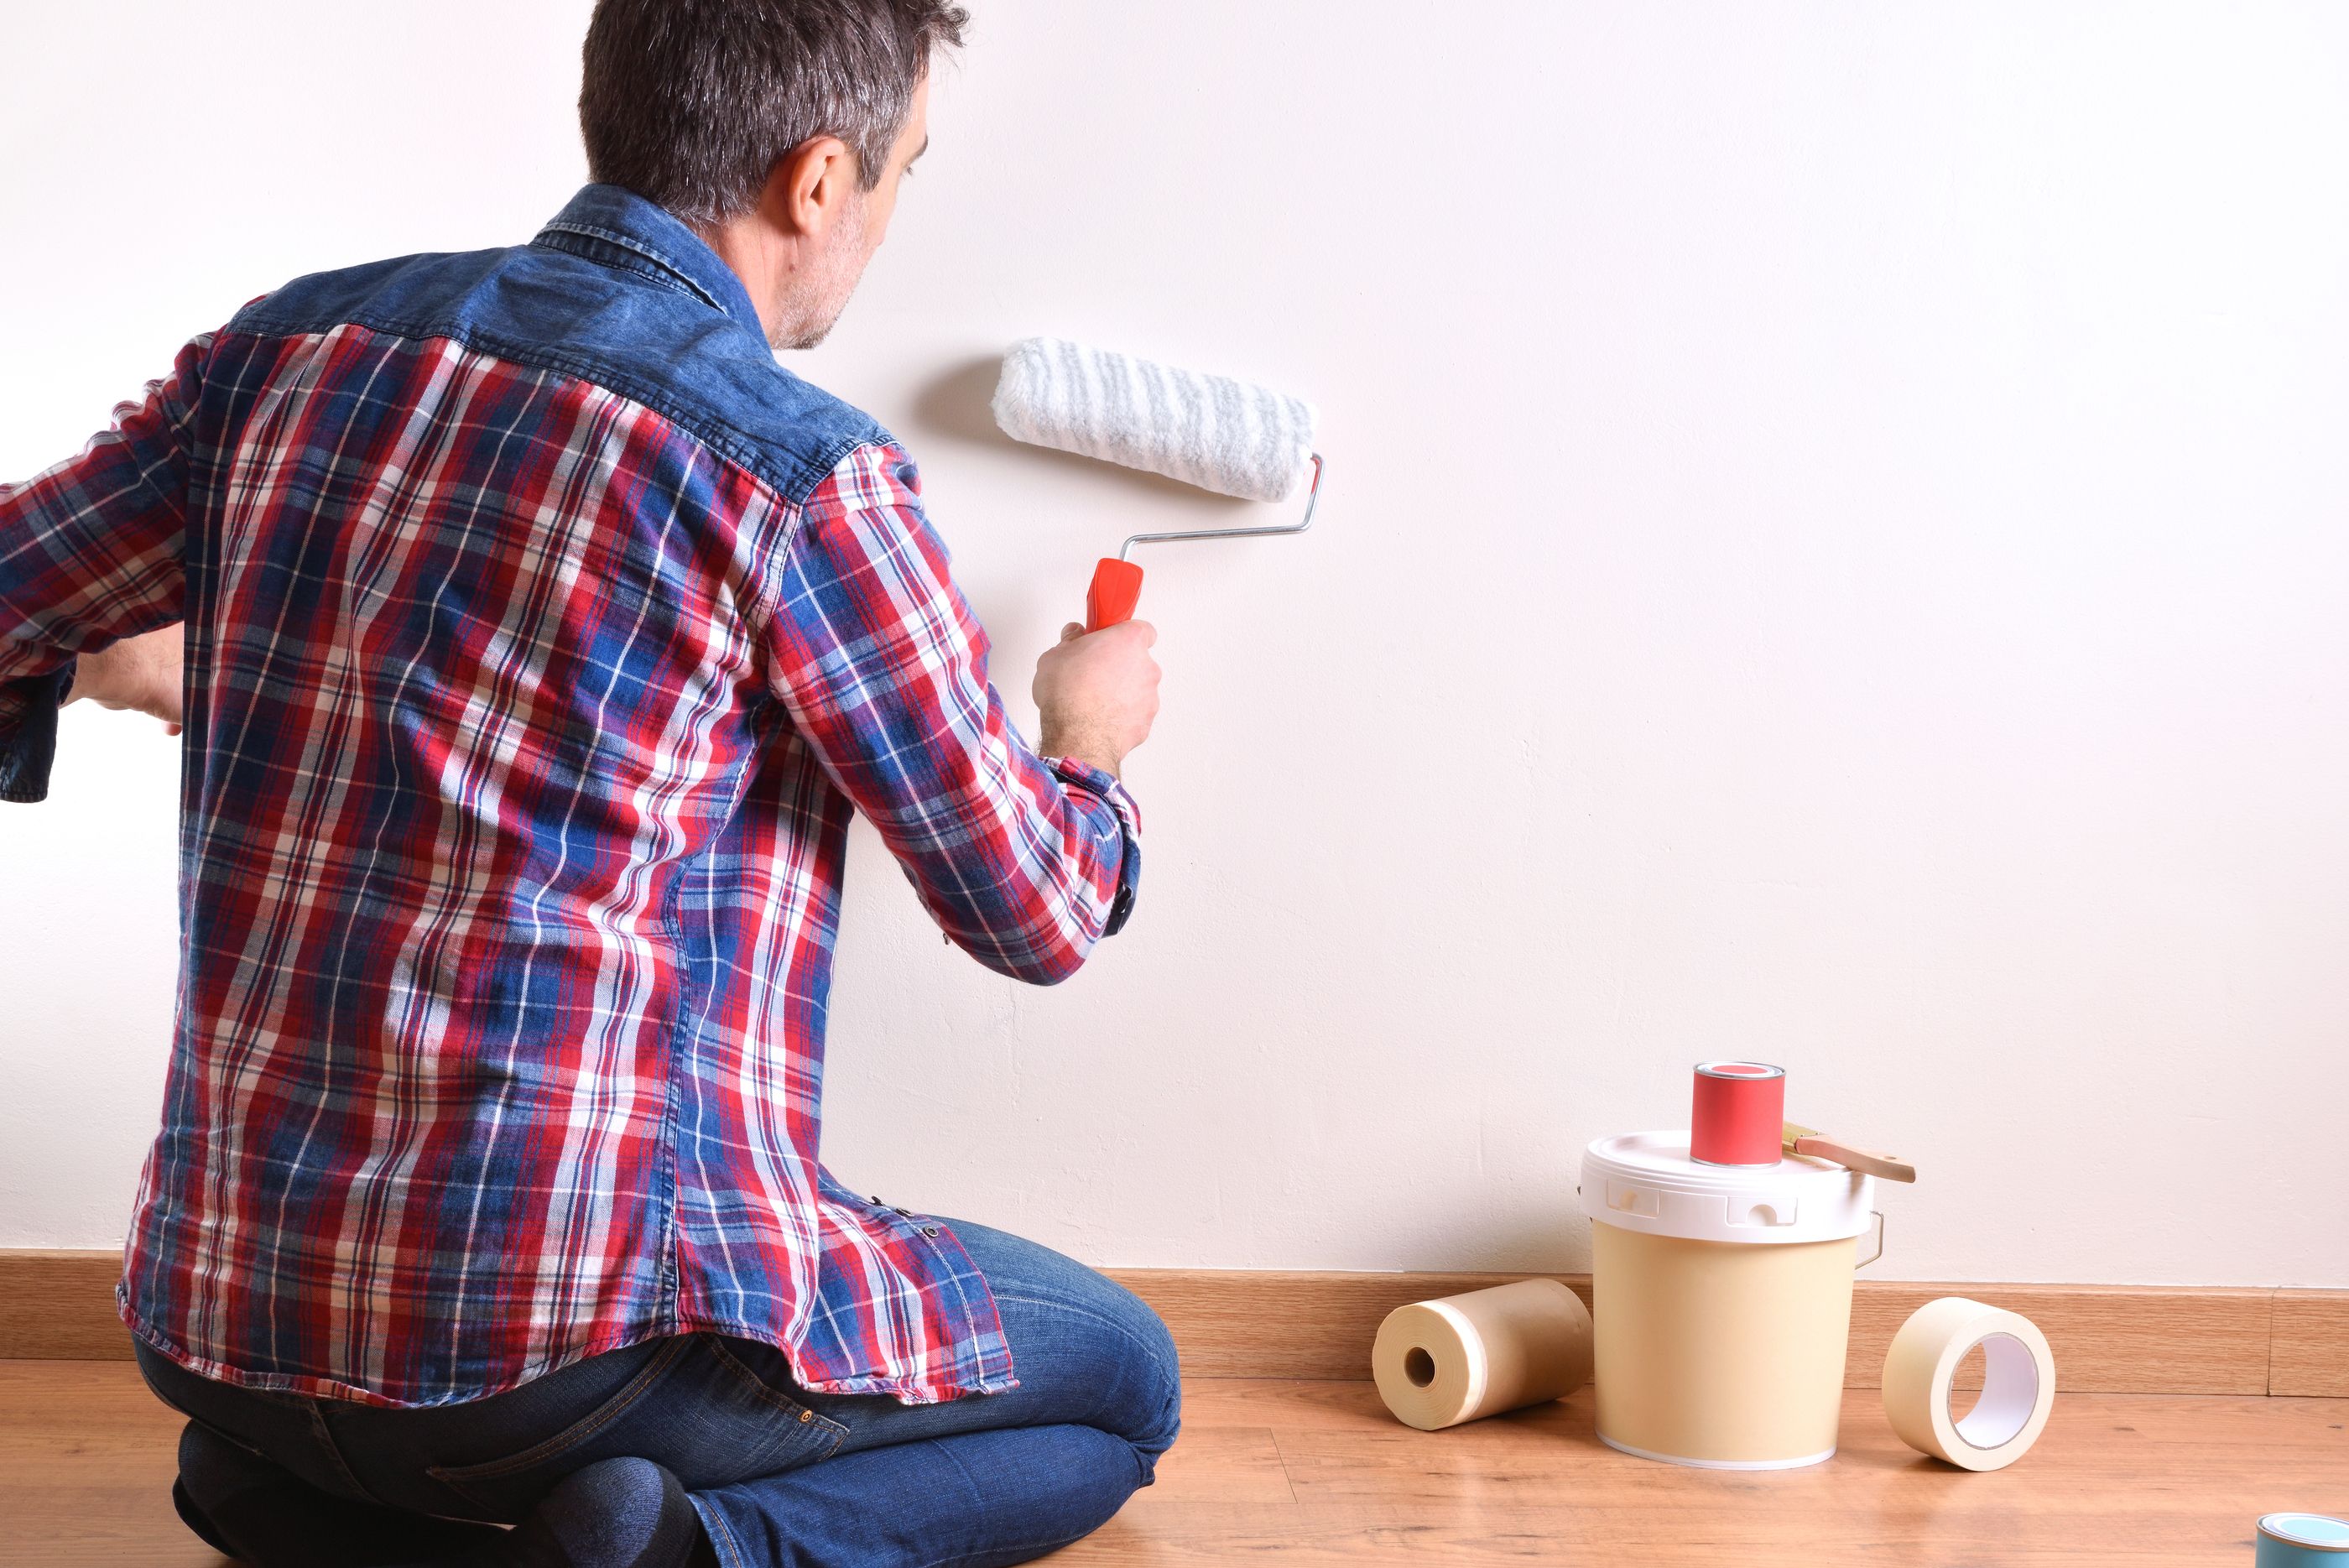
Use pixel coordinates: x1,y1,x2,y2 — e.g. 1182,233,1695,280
1111,1269,2301,1396
1128,1269,2349,1398
2272,1289,2349,1397
7,1250,2340,1398
0,1250,131,1360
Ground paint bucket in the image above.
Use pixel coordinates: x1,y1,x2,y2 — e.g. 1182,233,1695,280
1580,1130,1880,1468
2259,1515,2349,1565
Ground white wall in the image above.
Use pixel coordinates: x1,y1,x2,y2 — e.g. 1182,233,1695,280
5,2,2346,1287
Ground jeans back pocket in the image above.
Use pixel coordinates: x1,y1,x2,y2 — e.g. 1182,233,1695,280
426,1335,846,1518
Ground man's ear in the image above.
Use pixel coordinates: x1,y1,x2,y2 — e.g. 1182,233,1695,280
761,135,857,239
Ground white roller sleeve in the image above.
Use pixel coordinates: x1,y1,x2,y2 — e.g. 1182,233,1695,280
991,337,1318,503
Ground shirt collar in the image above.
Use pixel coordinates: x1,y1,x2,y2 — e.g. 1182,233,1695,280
532,184,767,336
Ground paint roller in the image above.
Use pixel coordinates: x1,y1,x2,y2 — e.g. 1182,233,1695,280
991,337,1324,631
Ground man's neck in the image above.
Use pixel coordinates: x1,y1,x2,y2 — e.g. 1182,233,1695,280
691,217,789,347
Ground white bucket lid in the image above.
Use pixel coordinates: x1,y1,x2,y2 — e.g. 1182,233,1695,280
1581,1131,1875,1245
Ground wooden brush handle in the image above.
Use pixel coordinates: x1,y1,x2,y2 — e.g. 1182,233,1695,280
1790,1133,1916,1185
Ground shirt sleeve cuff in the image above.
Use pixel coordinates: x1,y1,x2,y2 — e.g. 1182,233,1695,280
0,664,76,805
1045,757,1143,937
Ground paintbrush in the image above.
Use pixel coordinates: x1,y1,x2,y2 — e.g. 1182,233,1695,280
1782,1123,1916,1183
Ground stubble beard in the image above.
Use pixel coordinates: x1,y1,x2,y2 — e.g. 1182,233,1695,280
771,197,872,352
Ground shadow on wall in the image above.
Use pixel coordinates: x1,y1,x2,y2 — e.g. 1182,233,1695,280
906,353,1010,448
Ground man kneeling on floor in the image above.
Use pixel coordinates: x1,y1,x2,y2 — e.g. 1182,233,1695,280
0,2,1177,1563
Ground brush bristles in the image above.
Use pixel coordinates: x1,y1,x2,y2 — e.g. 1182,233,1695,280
992,337,1317,503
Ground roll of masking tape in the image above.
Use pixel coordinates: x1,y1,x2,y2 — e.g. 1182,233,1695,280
1372,1279,1593,1431
1881,1297,2056,1471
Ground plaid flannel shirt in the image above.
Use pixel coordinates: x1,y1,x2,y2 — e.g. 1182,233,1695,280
0,185,1140,1408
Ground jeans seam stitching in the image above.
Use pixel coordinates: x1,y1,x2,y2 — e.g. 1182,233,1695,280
423,1336,694,1491
983,1293,1180,1381
706,1338,850,1453
982,1292,1181,1456
305,1401,384,1507
926,1529,1102,1568
693,1496,748,1568
919,1440,1092,1568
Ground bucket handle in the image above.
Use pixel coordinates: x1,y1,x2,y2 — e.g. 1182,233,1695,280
1855,1211,1886,1270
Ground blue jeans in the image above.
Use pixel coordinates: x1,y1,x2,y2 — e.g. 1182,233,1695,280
134,1216,1182,1567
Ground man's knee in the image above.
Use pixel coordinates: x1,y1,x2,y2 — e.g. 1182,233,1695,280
1095,1277,1182,1459
935,1216,1182,1454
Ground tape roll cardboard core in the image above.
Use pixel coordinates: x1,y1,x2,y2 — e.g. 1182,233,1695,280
1956,1332,2041,1451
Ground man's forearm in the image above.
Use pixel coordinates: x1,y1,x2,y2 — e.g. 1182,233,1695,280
62,627,184,730
1038,725,1124,780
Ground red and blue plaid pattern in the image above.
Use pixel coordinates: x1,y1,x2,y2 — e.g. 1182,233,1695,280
1,308,1138,1408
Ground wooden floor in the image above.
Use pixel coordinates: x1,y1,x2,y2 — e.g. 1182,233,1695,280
3,1361,2342,1566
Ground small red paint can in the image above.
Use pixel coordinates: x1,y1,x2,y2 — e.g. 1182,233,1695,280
1690,1061,1786,1166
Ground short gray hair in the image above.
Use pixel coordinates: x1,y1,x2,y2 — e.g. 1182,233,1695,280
580,0,968,224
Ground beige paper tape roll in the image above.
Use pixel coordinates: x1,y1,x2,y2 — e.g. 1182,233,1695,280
1372,1279,1593,1431
1882,1297,2057,1471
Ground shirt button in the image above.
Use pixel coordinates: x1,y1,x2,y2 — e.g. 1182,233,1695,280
921,1225,940,1238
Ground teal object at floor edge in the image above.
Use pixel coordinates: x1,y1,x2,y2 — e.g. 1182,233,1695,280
2258,1514,2349,1565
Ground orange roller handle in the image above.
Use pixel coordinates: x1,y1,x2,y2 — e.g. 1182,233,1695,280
1086,557,1145,632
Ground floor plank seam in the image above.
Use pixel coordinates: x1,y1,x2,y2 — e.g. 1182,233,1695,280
1263,1422,1303,1506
